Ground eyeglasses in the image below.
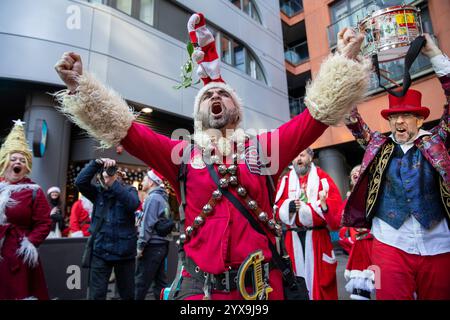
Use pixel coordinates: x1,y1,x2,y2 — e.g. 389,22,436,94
388,113,416,121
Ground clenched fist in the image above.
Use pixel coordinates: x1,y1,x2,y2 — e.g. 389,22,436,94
337,27,364,60
54,52,83,93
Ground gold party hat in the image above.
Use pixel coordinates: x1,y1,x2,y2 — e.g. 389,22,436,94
0,120,32,176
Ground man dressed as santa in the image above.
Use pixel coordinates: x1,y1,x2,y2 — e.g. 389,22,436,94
275,148,343,300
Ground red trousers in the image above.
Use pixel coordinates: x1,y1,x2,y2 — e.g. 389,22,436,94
371,238,450,300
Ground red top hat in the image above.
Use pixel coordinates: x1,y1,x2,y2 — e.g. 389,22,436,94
381,89,430,120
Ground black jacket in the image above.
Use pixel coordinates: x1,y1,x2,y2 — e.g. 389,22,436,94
75,160,140,261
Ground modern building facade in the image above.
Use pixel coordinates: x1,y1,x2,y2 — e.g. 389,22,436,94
0,0,289,210
281,0,450,194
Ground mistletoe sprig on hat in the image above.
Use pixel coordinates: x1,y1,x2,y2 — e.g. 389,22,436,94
173,42,200,90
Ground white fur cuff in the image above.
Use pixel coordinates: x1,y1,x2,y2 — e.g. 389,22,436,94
54,72,137,148
298,202,313,227
16,237,39,268
305,53,371,126
344,269,375,293
279,200,296,226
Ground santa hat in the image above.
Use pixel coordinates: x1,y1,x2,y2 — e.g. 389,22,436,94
0,120,32,176
188,13,243,120
147,169,164,185
47,186,61,195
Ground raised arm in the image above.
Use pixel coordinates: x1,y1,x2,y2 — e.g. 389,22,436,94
259,28,371,180
54,52,184,191
422,34,450,143
344,107,374,149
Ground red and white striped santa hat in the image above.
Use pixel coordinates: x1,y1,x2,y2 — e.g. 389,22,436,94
187,13,243,119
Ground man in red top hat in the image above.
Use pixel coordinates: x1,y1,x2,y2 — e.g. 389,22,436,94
342,32,450,300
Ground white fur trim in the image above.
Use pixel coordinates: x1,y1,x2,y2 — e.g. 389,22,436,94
278,199,296,226
69,230,84,238
322,250,337,264
0,182,40,225
344,269,375,293
147,170,163,185
298,202,313,227
16,236,39,268
53,72,137,149
304,230,314,300
305,53,371,126
47,186,61,195
80,195,93,216
275,175,288,203
193,82,243,118
291,231,305,278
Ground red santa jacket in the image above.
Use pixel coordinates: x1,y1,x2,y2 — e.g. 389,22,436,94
0,177,51,300
69,198,92,237
121,109,327,299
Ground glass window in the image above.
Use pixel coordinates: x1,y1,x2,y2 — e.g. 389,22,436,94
248,53,266,82
116,0,132,15
229,0,262,24
221,35,232,65
231,0,241,9
234,43,246,72
139,0,154,25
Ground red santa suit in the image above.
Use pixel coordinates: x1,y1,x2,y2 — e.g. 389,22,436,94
69,196,92,237
275,164,342,300
121,110,328,300
0,178,51,300
344,229,374,300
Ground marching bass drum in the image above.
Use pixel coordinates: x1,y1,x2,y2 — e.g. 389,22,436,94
358,5,423,63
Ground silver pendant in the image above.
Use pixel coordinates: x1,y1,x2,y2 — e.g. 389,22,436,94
229,176,238,186
248,200,258,210
219,178,229,188
194,216,205,226
212,189,222,200
186,226,194,235
227,164,237,175
202,203,213,214
237,186,247,197
258,212,268,222
218,165,228,175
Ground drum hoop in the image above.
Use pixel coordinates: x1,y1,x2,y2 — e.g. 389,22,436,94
359,5,419,25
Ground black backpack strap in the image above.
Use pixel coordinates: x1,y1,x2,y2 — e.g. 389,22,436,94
167,143,194,300
178,143,194,229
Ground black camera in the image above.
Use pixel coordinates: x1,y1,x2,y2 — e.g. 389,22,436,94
105,166,118,176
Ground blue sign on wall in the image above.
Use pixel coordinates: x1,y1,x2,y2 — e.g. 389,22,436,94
32,119,48,157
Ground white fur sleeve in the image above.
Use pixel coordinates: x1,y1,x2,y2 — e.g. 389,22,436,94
305,53,371,126
53,72,137,148
16,237,39,268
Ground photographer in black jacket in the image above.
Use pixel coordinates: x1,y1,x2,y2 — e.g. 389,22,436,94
76,158,140,300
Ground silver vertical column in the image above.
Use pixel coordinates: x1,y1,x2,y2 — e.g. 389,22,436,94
23,91,71,199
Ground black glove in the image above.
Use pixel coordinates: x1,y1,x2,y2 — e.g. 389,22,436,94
289,200,297,213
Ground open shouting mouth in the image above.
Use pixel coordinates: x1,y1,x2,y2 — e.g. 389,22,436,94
211,102,223,117
13,165,22,174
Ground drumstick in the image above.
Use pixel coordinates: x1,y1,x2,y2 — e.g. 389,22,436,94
379,68,402,87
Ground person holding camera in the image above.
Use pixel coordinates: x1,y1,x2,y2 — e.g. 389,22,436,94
75,158,140,300
135,169,170,300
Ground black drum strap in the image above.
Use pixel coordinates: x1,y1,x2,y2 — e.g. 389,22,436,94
373,35,426,97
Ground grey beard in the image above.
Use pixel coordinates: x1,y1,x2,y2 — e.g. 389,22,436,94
196,106,240,130
294,162,310,176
